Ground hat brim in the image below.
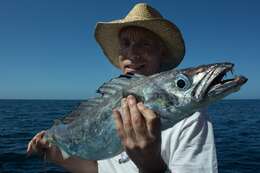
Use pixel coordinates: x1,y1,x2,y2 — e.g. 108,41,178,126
95,18,185,70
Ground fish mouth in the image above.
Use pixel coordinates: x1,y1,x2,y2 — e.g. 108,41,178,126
203,63,247,99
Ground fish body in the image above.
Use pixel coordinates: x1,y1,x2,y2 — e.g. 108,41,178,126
44,62,247,160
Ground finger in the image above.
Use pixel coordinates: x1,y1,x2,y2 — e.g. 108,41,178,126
32,131,46,146
121,98,135,139
27,139,40,155
27,140,34,155
34,132,49,148
112,109,126,140
27,131,48,155
35,131,46,138
137,102,160,137
27,135,38,153
35,137,49,149
127,95,148,140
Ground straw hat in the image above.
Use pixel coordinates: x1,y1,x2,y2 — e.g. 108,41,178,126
95,3,185,70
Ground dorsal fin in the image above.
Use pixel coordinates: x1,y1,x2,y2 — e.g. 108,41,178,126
54,74,145,125
97,73,144,96
56,97,102,124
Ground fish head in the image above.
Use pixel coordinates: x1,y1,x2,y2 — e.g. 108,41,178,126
161,62,247,111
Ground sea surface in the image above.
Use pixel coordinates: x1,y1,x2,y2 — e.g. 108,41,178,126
0,99,259,173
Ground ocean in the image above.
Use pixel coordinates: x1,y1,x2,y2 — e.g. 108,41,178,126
0,99,259,173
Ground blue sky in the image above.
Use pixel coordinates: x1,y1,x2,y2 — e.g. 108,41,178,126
0,0,259,99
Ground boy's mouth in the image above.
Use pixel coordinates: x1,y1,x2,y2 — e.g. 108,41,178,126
124,64,146,73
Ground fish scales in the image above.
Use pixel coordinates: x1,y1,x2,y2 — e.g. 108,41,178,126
44,62,247,160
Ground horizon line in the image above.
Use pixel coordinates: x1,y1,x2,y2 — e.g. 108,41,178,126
0,98,259,101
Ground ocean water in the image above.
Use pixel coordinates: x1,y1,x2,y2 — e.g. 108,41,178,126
0,99,259,173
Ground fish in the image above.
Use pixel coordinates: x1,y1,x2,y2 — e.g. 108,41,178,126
43,62,247,160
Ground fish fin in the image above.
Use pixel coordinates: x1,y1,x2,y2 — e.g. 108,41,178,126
60,147,70,160
53,119,62,125
55,74,146,125
59,98,102,124
97,73,145,97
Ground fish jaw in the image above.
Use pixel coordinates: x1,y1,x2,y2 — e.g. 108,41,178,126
189,63,248,102
148,62,247,118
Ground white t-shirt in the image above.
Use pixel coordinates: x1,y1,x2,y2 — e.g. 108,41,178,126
98,109,218,173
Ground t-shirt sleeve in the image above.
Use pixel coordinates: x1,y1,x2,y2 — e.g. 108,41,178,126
161,109,218,173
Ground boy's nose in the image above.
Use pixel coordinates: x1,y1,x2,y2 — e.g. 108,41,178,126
128,55,141,61
128,43,142,58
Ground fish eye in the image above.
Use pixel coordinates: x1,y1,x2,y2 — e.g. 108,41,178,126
177,79,186,88
175,74,191,90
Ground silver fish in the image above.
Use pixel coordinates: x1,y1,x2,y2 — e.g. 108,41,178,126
43,62,247,160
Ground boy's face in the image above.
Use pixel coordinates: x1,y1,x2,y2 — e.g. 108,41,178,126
118,27,165,76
